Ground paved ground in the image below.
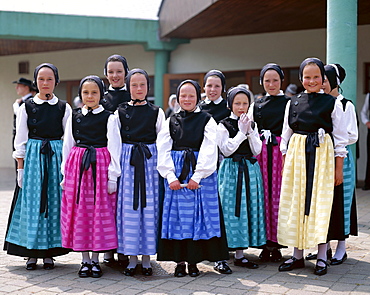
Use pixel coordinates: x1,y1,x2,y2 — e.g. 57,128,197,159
0,167,369,295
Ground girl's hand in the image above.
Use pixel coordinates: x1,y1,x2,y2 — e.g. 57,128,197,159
169,180,181,190
187,179,199,190
334,157,344,186
17,169,24,188
60,178,65,190
238,113,250,134
108,180,117,194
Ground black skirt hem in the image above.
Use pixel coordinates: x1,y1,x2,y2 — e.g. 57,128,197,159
4,242,70,258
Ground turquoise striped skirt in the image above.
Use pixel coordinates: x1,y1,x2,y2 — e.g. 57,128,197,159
6,139,64,250
218,158,266,249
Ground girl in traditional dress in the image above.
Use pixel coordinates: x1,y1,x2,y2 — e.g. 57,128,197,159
323,64,358,265
278,57,347,276
217,86,265,270
200,70,230,123
101,54,131,267
61,75,121,278
5,63,71,270
157,80,229,278
101,54,130,112
116,69,165,276
247,63,290,262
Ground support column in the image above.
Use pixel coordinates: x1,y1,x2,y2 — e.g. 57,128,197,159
154,50,171,107
327,0,357,105
327,0,358,157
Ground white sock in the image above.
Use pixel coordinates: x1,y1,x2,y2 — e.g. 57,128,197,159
235,249,244,259
142,255,151,268
333,240,346,259
43,258,53,264
317,243,328,267
285,247,303,263
293,247,304,259
27,258,37,264
82,252,91,264
91,252,99,263
235,250,248,262
127,255,138,269
104,251,113,260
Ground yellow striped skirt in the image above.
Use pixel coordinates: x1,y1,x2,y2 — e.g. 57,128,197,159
277,133,334,249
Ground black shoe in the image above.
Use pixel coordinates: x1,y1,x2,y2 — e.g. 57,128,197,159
103,257,116,266
330,252,347,265
259,249,271,262
234,257,259,269
174,264,187,277
118,258,130,269
305,248,332,261
43,258,55,270
214,261,232,274
91,261,103,278
123,265,137,276
270,249,282,262
278,257,305,271
26,259,37,270
188,264,200,277
78,262,92,278
362,186,370,191
141,265,153,276
314,258,329,276
305,252,317,260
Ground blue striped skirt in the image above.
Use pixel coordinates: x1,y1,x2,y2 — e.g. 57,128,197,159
6,139,64,250
116,143,159,256
218,158,266,248
161,150,221,241
343,147,356,235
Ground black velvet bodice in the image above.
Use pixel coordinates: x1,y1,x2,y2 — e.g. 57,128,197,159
170,111,211,151
220,117,253,158
253,95,289,135
72,108,111,147
288,92,336,133
25,99,66,139
101,89,131,112
118,102,159,144
200,99,230,123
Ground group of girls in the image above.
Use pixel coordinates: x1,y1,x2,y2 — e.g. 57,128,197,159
4,54,357,279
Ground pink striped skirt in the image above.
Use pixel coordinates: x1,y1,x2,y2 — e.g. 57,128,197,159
256,137,283,243
61,146,118,252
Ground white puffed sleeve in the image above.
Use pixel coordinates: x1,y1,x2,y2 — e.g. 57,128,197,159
360,93,370,125
279,101,293,155
331,99,348,158
191,117,218,183
156,108,166,134
62,103,72,131
246,102,255,121
13,104,28,159
157,118,177,184
248,122,262,155
61,115,75,176
217,121,261,157
343,101,358,145
107,113,122,182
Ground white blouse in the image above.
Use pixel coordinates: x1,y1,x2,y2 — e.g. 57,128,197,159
337,94,358,146
280,97,348,158
157,108,218,185
13,94,72,159
61,105,122,182
217,113,262,157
